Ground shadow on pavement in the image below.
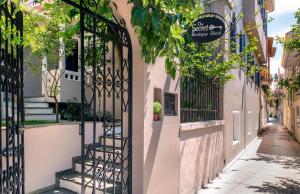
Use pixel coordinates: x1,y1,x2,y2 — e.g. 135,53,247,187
248,177,300,193
242,153,300,171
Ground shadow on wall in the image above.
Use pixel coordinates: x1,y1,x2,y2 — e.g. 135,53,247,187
248,177,300,193
179,126,224,194
144,72,179,193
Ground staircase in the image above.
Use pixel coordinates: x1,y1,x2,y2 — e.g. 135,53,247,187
41,135,124,194
24,97,57,121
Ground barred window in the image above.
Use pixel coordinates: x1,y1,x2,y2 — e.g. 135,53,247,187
180,71,220,123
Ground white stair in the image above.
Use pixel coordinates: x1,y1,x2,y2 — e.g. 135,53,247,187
59,171,121,194
51,135,126,194
24,96,47,102
25,107,54,114
24,97,57,121
25,114,57,121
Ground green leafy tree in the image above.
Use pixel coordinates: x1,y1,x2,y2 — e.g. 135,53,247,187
277,8,300,53
1,0,263,95
22,1,78,122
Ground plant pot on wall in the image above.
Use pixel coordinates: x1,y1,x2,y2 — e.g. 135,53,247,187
153,114,160,121
153,101,162,121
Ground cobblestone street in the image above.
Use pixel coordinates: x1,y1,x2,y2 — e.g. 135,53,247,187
200,120,300,194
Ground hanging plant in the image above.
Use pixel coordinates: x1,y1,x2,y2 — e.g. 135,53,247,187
279,74,300,93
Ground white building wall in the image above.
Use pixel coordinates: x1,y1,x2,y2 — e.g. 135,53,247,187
223,0,261,164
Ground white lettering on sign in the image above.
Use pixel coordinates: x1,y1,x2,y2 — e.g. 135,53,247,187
191,22,223,37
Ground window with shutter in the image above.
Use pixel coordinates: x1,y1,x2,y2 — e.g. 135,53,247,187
230,13,237,53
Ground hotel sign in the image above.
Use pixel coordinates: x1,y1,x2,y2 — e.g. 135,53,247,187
188,14,226,43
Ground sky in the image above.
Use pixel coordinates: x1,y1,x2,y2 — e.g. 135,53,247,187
268,0,300,75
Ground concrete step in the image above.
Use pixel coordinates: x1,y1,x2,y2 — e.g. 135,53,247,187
58,171,122,194
84,144,122,163
24,102,49,108
24,96,45,102
73,158,121,183
41,187,77,194
3,101,49,108
99,135,122,148
25,107,54,114
25,113,57,121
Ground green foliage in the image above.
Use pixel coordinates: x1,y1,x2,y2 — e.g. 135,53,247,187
62,98,114,121
153,101,162,114
22,1,78,69
277,8,300,53
62,98,81,121
129,0,259,82
262,85,271,97
279,74,300,92
14,0,260,84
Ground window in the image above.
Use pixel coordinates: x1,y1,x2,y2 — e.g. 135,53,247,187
65,42,79,72
239,33,246,53
230,13,237,53
247,111,253,135
164,93,176,116
180,70,220,123
233,111,240,144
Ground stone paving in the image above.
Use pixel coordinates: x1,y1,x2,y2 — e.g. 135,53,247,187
200,121,300,194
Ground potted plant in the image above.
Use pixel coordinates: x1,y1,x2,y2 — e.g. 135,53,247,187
153,101,162,121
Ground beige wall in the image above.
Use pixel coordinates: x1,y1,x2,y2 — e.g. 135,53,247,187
24,49,43,97
21,123,101,193
223,0,262,164
114,1,181,194
21,1,264,193
293,96,300,141
179,123,224,194
59,71,81,103
223,71,259,163
261,91,269,127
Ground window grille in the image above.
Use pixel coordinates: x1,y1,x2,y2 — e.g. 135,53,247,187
180,71,220,123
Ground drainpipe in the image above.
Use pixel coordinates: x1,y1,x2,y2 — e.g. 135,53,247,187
243,71,247,149
258,63,262,135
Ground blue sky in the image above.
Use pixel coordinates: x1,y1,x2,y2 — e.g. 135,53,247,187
269,0,300,74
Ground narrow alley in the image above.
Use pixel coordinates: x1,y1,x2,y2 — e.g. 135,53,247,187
200,120,300,194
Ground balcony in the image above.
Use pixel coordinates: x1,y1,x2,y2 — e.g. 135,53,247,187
261,66,271,85
243,0,267,64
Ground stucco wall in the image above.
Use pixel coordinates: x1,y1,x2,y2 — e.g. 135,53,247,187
293,96,300,141
179,123,224,194
22,123,101,193
24,49,43,97
113,1,181,194
261,91,268,127
223,0,261,164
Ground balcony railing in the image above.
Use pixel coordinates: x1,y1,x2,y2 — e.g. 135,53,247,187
261,66,271,85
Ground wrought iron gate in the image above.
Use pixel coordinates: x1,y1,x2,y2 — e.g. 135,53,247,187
0,1,24,194
62,0,132,193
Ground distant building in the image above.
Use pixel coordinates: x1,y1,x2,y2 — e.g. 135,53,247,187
281,31,300,141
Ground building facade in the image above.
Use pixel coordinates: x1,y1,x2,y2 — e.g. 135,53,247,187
16,0,275,193
281,31,300,141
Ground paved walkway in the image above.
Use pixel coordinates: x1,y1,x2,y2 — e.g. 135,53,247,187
200,121,300,194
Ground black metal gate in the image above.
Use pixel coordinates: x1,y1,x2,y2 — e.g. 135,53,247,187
0,1,24,194
62,0,132,193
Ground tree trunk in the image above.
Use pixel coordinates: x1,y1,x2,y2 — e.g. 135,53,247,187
55,98,59,123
